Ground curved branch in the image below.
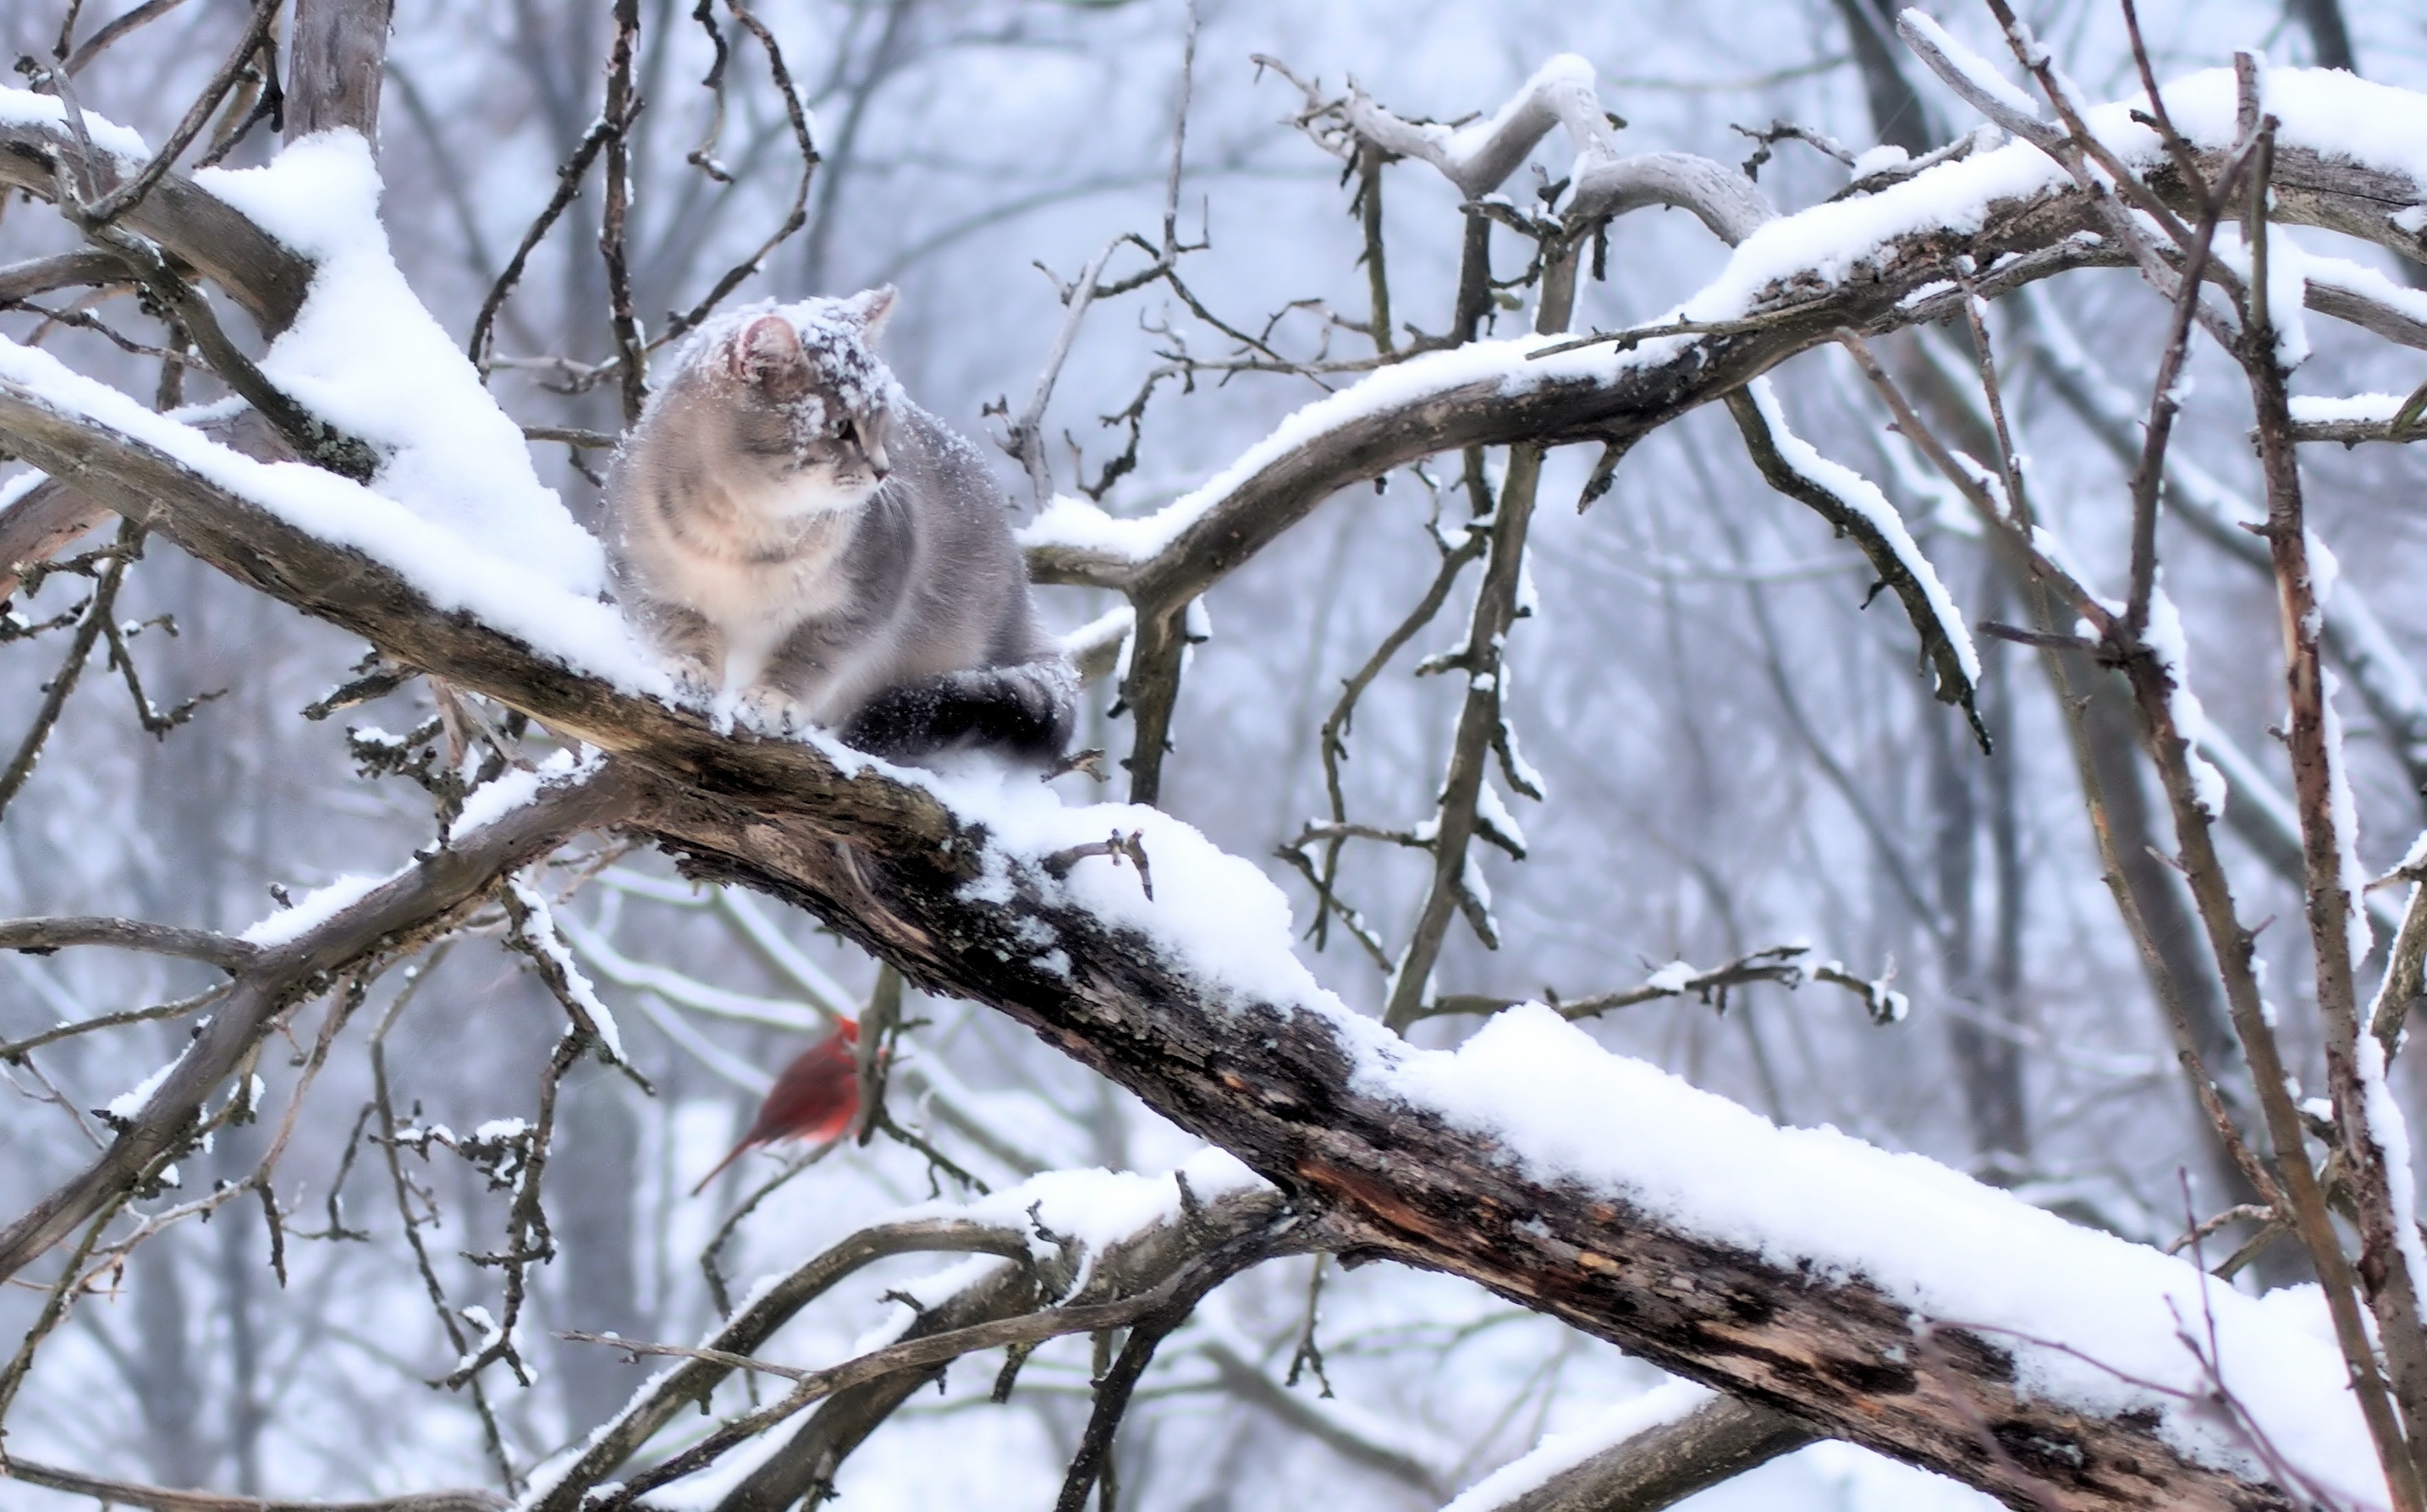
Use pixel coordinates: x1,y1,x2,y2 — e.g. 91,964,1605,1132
1566,151,1773,245
1458,1390,1815,1512
0,915,260,971
709,1185,1293,1512
1336,57,1770,252
1,1459,506,1512
0,112,312,335
0,249,127,302
526,1216,1036,1508
1343,54,1616,201
1725,381,1983,742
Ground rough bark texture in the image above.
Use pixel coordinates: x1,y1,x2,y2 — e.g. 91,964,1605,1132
7,113,2421,1512
287,0,397,143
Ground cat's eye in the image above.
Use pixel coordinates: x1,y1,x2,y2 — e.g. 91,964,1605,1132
835,419,857,446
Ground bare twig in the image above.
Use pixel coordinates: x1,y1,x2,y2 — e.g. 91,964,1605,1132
599,0,648,425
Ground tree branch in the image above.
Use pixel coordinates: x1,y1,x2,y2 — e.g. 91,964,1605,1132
0,915,260,970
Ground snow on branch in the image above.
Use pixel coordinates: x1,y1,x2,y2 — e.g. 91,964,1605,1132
1441,1383,1811,1512
1025,63,2427,625
526,1159,1287,1509
2029,299,2427,799
1726,379,1984,743
0,756,635,1283
10,50,2427,1511
1333,54,1771,245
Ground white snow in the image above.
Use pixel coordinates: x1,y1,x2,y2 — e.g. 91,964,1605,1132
235,754,608,948
105,1057,179,1119
0,332,669,696
930,757,1348,1016
1899,13,2048,125
2142,589,2227,818
879,740,2377,1503
1441,1380,1711,1512
239,871,387,948
2358,1031,2427,1327
2305,250,2427,332
2288,391,2406,424
1849,145,1911,179
195,132,607,596
932,1149,1268,1265
1742,379,1980,687
1643,961,1698,994
1379,1003,2382,1507
1023,66,2423,602
1477,775,1527,854
0,84,150,160
508,876,626,1064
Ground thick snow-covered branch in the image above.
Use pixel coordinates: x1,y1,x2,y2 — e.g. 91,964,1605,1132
0,327,2375,1507
8,58,2427,1512
1022,67,2427,618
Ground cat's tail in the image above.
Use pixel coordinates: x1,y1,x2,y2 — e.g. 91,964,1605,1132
841,658,1076,764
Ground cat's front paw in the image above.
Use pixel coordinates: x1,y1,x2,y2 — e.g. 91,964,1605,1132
735,683,817,738
665,656,718,706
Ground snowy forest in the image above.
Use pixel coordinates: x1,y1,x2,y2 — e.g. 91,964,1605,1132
3,0,2427,1507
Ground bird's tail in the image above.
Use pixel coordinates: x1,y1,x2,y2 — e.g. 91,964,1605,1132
690,1137,756,1197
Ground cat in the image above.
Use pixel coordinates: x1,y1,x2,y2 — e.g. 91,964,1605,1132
603,288,1074,764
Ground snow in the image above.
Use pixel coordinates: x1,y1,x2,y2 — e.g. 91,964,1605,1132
2289,391,2406,423
508,877,627,1064
2305,247,2427,331
1643,961,1698,994
2142,590,2227,818
932,757,1351,1016
105,1057,179,1120
769,1150,1269,1304
195,132,606,595
1477,775,1527,854
926,1148,1268,1267
234,754,606,948
1445,52,1599,160
239,871,387,948
883,735,2375,1501
0,84,150,160
1849,145,1911,179
1742,379,1979,688
1013,327,1572,566
1899,14,2048,125
1440,1380,1710,1512
2357,1031,2427,1328
0,332,669,697
1379,1003,2381,1507
1023,65,2425,597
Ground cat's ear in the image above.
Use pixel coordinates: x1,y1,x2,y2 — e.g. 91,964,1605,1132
733,316,813,401
845,286,897,340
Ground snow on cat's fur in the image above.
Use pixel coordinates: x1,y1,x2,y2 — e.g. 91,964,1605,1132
604,289,1072,762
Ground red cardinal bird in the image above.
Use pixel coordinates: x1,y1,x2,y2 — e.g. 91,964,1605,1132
691,1020,861,1195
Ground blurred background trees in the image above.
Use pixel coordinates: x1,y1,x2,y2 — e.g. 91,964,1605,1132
1,0,2419,1506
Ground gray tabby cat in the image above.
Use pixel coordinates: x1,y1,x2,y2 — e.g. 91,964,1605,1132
603,289,1073,763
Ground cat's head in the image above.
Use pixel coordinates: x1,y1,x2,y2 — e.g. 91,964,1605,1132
700,288,902,513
